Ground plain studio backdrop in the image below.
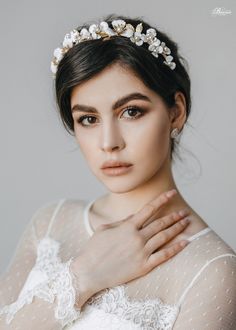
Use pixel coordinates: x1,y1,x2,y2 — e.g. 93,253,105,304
0,0,235,274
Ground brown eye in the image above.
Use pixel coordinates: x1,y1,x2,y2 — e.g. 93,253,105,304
122,106,145,119
77,115,97,127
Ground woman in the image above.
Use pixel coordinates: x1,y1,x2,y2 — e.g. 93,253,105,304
0,14,235,329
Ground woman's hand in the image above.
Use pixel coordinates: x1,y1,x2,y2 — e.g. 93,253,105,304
71,189,190,301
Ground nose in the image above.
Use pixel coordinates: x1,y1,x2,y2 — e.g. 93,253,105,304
100,119,125,153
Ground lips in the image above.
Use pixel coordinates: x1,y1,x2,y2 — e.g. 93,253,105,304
101,160,132,169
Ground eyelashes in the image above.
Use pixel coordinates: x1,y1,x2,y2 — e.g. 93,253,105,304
76,106,146,128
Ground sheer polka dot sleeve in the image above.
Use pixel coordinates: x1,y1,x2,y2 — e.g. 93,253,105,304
0,200,82,329
173,254,236,329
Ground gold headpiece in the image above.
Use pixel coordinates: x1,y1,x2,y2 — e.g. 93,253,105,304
51,19,176,78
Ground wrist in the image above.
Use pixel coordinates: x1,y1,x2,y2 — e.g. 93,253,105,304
69,257,96,309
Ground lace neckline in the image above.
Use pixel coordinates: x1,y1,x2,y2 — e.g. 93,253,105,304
83,197,212,241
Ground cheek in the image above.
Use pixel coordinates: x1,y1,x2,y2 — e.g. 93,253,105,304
126,113,170,160
74,130,94,160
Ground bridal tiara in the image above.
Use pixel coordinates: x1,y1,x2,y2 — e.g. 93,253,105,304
50,19,176,78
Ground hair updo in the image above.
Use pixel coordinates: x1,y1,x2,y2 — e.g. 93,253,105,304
53,13,192,160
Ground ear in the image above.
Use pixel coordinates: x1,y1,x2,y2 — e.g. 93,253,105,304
169,92,187,131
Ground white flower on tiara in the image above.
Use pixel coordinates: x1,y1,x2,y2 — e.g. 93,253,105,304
130,23,145,46
53,48,64,61
50,19,176,77
89,21,115,39
62,29,80,48
144,28,157,43
111,19,134,37
51,47,68,74
79,28,92,41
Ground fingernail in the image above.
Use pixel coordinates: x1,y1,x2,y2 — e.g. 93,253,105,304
166,189,177,198
178,209,189,217
180,218,190,225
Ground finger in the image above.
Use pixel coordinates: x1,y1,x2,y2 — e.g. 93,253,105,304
130,189,177,229
144,218,190,254
146,240,190,270
140,208,190,241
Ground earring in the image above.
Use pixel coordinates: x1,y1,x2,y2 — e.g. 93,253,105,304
170,128,179,139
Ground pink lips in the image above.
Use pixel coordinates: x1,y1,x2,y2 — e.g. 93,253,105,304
101,160,133,176
101,165,133,176
101,160,133,169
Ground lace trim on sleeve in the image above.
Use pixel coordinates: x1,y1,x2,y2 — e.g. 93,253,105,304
0,237,81,328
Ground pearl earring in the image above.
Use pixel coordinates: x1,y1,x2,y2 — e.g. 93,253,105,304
170,128,179,139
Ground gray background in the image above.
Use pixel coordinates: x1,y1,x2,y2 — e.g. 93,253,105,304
0,0,235,274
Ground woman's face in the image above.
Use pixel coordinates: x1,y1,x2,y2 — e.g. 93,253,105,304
71,63,174,193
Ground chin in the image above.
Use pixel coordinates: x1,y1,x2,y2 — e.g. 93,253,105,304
97,171,154,194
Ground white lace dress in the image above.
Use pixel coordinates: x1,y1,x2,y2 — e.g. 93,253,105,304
0,198,236,329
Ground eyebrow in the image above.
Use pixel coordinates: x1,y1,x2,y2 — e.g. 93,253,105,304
71,92,151,114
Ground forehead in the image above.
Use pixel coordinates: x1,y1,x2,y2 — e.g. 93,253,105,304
71,63,158,106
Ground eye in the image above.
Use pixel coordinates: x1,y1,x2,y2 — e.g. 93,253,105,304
122,106,145,120
77,115,97,127
76,106,145,127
